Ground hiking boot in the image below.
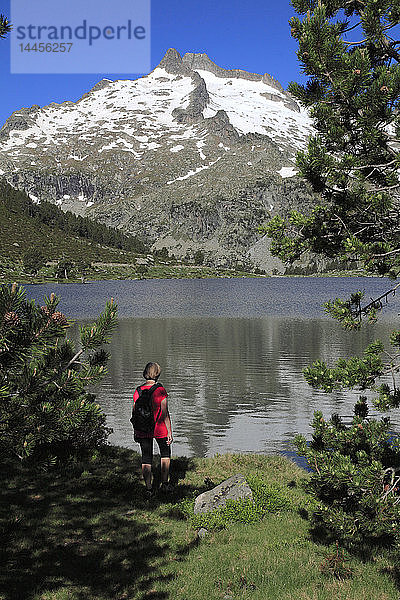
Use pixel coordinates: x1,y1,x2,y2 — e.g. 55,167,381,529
160,482,173,494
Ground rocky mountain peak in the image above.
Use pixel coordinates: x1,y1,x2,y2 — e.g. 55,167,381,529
155,49,285,95
157,48,193,76
182,51,284,93
182,52,221,73
0,49,315,272
0,104,41,140
79,78,113,102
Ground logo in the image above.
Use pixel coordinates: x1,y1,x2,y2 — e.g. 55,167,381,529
10,0,151,74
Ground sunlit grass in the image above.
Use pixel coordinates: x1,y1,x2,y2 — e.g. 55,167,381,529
1,448,399,600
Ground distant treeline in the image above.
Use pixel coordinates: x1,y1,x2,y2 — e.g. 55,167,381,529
0,180,148,254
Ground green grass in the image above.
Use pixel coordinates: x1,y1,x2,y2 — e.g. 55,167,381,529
0,257,265,285
179,476,293,531
1,449,399,600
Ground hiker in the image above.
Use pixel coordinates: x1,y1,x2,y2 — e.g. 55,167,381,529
131,362,173,495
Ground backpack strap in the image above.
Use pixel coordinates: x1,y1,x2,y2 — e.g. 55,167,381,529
148,382,162,394
148,383,163,422
133,383,161,402
133,383,162,408
130,387,142,424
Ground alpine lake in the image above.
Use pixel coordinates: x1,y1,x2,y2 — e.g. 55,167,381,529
26,276,400,459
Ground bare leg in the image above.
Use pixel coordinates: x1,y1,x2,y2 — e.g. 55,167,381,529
160,457,170,484
142,463,152,490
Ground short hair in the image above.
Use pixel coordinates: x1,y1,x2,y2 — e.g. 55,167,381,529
143,362,161,381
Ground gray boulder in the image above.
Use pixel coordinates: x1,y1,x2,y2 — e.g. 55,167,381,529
194,474,253,515
197,527,208,539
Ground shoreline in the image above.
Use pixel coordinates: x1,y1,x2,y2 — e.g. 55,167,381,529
5,269,372,286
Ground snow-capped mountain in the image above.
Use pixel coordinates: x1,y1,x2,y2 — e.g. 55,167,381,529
0,48,315,269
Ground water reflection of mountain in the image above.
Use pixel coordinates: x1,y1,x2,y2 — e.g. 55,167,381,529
40,277,399,457
85,316,395,457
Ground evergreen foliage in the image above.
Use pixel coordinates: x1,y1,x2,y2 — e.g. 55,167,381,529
22,248,46,275
0,180,148,255
264,0,400,278
295,403,400,549
0,283,117,467
298,333,400,549
53,259,75,280
264,0,400,550
0,14,11,39
194,250,205,265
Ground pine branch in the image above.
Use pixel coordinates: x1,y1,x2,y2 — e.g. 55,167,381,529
371,183,400,192
0,14,11,39
0,285,116,466
372,248,400,258
360,282,400,315
342,21,362,33
358,159,397,171
343,39,368,46
65,349,84,370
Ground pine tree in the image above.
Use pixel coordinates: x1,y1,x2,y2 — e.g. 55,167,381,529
0,14,11,39
266,0,400,279
0,283,117,467
54,259,75,280
23,248,46,275
263,1,400,550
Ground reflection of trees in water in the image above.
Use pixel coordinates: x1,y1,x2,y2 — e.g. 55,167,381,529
271,321,387,429
74,316,394,457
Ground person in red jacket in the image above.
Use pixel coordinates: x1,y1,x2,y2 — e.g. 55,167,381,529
132,362,173,495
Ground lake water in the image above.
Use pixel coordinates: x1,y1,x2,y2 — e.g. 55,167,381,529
25,277,400,458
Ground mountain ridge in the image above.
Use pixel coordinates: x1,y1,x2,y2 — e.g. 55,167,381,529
0,48,315,272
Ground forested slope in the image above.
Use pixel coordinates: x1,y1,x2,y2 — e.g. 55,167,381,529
0,180,147,264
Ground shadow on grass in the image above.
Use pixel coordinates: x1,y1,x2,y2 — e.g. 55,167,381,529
301,514,400,591
0,447,199,600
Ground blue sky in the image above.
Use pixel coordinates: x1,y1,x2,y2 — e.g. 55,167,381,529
0,0,305,127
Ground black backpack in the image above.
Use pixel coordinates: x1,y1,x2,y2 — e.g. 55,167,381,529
130,383,162,433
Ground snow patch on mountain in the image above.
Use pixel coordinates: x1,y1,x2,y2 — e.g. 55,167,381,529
197,69,311,150
167,156,222,184
197,140,206,159
0,66,198,162
68,154,87,161
278,166,297,178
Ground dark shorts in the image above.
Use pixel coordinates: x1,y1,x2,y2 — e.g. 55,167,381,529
138,437,171,464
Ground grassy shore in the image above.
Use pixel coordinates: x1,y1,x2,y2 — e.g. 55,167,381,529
0,262,260,285
1,447,398,600
1,263,368,286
